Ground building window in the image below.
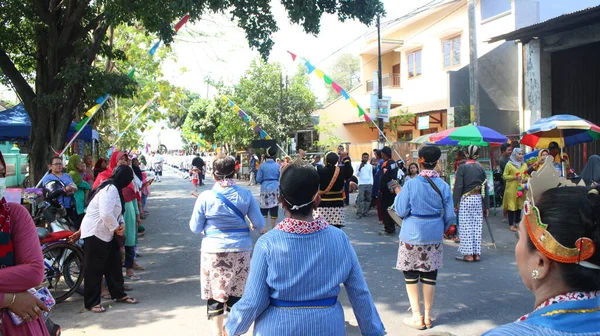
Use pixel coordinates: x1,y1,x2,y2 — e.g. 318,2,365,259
481,0,511,21
397,130,413,141
407,50,422,78
443,36,461,68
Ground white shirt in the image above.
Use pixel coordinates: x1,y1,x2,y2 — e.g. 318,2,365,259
81,185,122,242
356,162,374,185
154,153,164,163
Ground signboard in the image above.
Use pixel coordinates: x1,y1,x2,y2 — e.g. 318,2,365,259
370,93,378,119
418,116,430,130
377,97,391,122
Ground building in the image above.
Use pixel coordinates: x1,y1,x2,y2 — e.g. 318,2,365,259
316,0,596,159
489,5,600,172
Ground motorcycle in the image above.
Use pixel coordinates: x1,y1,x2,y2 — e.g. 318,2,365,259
34,180,76,233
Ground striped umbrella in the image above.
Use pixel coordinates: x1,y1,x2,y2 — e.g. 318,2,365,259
429,124,508,147
520,114,600,148
409,133,436,145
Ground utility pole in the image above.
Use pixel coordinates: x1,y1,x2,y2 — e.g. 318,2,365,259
468,0,480,124
377,15,384,147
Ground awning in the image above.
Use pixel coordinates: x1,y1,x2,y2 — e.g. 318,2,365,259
0,103,99,142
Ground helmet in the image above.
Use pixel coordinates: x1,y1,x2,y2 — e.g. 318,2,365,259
43,180,66,202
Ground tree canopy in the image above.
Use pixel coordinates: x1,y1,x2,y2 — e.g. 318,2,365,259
324,53,361,103
0,0,384,183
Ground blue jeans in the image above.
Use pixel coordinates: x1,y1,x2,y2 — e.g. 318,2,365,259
141,194,148,211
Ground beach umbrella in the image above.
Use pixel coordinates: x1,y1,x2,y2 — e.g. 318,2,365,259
520,114,600,148
409,133,435,145
429,124,508,147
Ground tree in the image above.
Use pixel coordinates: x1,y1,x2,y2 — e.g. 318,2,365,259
0,0,384,184
233,59,317,144
325,53,361,103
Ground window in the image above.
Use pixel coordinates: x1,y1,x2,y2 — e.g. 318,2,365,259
481,0,511,21
443,36,461,68
397,130,413,141
407,50,422,78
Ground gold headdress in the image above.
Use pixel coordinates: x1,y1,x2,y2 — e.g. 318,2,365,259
524,156,598,268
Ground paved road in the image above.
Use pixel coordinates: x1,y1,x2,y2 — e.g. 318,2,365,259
52,169,532,336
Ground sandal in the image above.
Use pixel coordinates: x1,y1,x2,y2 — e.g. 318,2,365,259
88,305,106,313
455,255,475,262
124,285,134,291
133,264,146,271
116,296,138,304
424,310,433,328
126,274,141,281
509,225,518,232
403,315,426,330
101,293,112,300
474,255,481,262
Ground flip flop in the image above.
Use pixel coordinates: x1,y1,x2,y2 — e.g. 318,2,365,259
126,274,141,281
133,264,146,271
116,296,138,304
86,305,106,313
124,285,134,291
101,294,112,300
455,256,475,263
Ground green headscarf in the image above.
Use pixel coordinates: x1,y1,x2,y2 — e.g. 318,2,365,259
67,154,83,185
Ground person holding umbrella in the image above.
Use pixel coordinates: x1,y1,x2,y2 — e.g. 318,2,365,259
503,148,528,232
453,146,489,262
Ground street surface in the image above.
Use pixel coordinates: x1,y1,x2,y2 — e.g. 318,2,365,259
52,170,532,336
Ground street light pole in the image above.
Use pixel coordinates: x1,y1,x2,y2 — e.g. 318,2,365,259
377,15,384,147
468,0,480,124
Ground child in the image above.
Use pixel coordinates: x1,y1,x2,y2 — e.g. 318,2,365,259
191,166,200,192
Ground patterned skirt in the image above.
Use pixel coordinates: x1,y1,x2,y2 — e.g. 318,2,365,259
314,206,345,227
396,242,443,272
200,251,251,302
260,191,279,209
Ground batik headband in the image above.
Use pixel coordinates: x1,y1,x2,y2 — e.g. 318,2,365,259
524,156,599,269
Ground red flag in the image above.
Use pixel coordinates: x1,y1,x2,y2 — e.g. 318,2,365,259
287,51,297,61
331,82,342,93
174,14,190,32
364,114,371,122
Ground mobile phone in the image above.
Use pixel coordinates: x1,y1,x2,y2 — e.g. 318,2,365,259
8,288,56,325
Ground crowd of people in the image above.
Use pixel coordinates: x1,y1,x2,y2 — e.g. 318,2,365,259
0,149,156,334
186,146,600,335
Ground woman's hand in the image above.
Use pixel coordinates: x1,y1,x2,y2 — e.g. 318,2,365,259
67,230,81,244
6,292,50,322
115,223,125,236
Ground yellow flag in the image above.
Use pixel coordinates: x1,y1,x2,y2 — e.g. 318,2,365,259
250,121,257,127
234,105,241,111
85,104,100,117
315,69,324,79
349,98,358,107
265,136,272,140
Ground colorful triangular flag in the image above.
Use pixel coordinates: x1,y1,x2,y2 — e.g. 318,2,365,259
287,51,297,61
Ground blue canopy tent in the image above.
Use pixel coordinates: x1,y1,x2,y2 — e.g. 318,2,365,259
0,103,99,142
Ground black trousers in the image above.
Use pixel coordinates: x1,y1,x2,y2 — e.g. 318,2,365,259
207,296,241,318
344,180,350,206
83,236,127,309
65,207,80,230
381,193,396,233
508,210,522,227
124,245,135,269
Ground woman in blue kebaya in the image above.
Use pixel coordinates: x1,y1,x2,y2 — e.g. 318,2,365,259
256,146,281,233
225,159,385,336
484,160,600,335
189,155,265,336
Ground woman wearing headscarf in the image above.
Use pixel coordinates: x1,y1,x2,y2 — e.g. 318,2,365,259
93,158,107,179
122,174,142,281
67,154,92,229
0,151,51,335
503,148,528,232
189,156,264,336
93,151,129,189
393,146,455,330
225,160,385,336
579,154,600,187
81,165,138,313
315,152,353,228
453,146,489,262
527,149,549,176
83,155,95,183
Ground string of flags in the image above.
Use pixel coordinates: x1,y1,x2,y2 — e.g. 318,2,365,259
111,94,160,148
287,50,401,157
223,96,273,140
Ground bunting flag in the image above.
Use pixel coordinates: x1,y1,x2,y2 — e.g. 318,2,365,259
223,96,277,144
288,50,400,156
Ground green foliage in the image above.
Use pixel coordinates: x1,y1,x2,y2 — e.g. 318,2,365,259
313,115,343,151
180,59,318,150
325,53,361,103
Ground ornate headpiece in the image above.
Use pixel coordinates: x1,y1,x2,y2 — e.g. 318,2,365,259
524,156,599,269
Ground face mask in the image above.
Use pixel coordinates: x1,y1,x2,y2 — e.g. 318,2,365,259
0,178,6,200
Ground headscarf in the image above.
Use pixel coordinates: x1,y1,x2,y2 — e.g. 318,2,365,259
509,148,524,168
67,154,83,185
580,155,600,186
466,145,479,160
88,165,133,215
0,150,14,267
94,158,107,171
131,159,143,181
93,151,126,189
